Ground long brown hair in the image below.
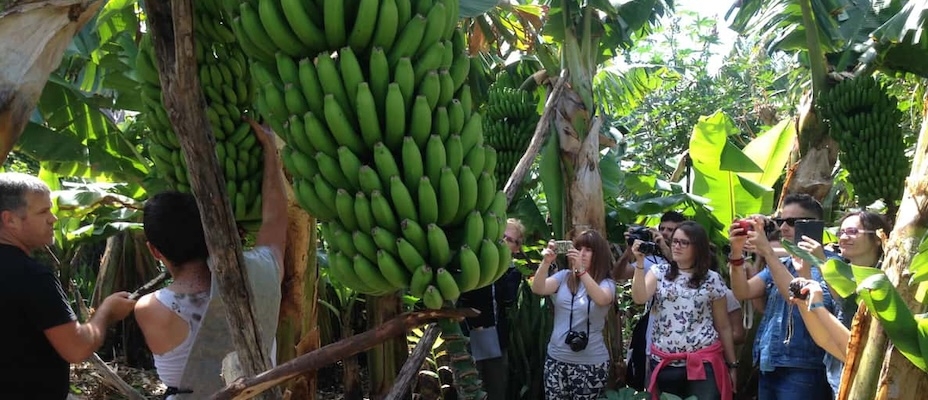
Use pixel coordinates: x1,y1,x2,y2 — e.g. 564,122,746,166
665,221,714,289
567,229,613,294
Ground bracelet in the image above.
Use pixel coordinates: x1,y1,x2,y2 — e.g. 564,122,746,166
728,257,745,267
575,269,587,277
809,301,825,311
726,361,739,369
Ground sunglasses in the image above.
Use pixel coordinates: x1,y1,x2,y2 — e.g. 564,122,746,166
838,227,875,237
772,217,814,227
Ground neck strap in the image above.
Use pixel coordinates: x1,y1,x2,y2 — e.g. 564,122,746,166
568,289,591,334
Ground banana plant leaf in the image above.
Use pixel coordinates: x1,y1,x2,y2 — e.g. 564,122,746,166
819,257,881,299
689,112,769,228
739,118,797,213
726,0,846,53
909,231,928,284
460,0,500,18
856,273,928,372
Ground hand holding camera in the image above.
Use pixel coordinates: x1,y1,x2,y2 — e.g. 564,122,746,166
788,278,823,306
627,226,660,257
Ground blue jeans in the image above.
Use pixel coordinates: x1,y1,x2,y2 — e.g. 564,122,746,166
758,367,832,400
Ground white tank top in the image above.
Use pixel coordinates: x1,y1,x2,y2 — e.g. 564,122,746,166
151,288,210,388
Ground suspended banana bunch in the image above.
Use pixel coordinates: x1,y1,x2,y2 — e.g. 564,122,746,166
481,71,539,189
230,0,511,311
137,0,264,228
818,76,909,207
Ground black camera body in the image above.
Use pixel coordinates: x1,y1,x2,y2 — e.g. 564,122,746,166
789,280,809,300
627,226,660,256
565,330,589,352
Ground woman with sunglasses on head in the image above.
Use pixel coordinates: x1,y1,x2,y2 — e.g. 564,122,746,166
631,221,737,400
532,229,615,400
788,211,891,398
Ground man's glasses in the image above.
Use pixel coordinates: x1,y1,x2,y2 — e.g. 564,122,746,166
838,227,874,237
671,239,691,248
772,217,814,227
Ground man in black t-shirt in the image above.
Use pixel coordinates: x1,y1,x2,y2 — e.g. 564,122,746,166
0,172,136,399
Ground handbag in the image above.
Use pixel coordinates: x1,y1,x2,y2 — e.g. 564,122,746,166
467,285,503,361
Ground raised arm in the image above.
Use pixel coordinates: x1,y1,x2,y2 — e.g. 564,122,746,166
248,119,287,282
728,219,767,301
791,278,849,361
630,240,657,304
531,241,561,296
45,292,135,363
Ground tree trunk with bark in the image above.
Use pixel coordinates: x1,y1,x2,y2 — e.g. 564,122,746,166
839,93,928,400
0,0,101,164
142,1,274,395
367,293,408,399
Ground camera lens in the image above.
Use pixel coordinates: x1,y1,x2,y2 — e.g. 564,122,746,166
789,281,808,300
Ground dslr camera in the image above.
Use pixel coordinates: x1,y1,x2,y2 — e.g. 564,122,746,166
627,226,660,256
565,330,589,352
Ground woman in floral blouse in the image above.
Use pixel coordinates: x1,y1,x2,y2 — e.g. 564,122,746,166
630,221,737,400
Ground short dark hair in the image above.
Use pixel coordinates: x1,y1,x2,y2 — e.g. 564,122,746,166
143,191,208,265
0,172,50,217
660,211,686,224
782,194,824,220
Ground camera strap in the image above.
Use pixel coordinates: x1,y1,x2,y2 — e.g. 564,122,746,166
568,290,591,335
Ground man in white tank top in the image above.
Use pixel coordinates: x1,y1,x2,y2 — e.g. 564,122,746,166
134,125,287,399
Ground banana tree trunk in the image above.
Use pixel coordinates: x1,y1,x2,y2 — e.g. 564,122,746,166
367,293,407,399
0,0,101,164
839,93,928,400
781,92,839,201
276,181,317,399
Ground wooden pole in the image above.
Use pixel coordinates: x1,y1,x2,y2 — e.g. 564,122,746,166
142,0,273,388
210,309,478,400
384,323,441,400
503,73,567,204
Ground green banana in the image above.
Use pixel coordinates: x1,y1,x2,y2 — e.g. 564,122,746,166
337,146,363,190
330,224,358,257
298,58,326,116
354,192,375,233
435,267,461,303
315,53,354,121
280,0,328,53
303,111,339,158
335,189,360,232
427,223,451,268
387,14,427,64
425,135,447,185
394,58,416,107
258,0,305,56
353,253,396,293
384,83,406,150
459,112,483,155
477,239,500,288
369,47,390,112
366,144,396,185
418,70,440,110
377,249,411,289
433,106,450,140
238,3,277,58
323,0,347,48
401,219,429,259
437,167,460,225
371,226,400,257
370,189,400,233
422,285,444,309
347,0,379,49
448,99,465,135
455,165,478,223
463,211,484,250
397,236,427,273
355,83,383,147
284,83,310,115
410,265,433,297
315,151,351,189
287,146,319,179
371,0,400,51
409,96,433,147
446,134,463,175
455,245,480,292
475,170,496,212
484,212,501,242
390,176,417,222
417,3,446,55
338,46,365,108
352,230,379,263
323,94,367,156
329,251,378,294
401,137,424,193
417,176,439,226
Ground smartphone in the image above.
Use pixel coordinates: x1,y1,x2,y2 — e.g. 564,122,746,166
794,220,825,243
554,240,573,254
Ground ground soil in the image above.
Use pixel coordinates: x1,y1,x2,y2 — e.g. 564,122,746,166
68,361,368,399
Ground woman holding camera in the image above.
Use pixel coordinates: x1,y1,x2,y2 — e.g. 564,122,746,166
631,221,737,400
532,229,616,400
789,211,890,398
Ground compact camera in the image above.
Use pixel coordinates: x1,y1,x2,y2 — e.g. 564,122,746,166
733,218,778,237
627,226,660,256
565,330,589,352
789,280,809,300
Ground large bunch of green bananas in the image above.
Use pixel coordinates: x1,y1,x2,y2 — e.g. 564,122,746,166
482,73,539,189
136,0,264,226
818,76,908,207
230,0,510,311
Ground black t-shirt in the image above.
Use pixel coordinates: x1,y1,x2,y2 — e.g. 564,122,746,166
0,244,77,399
458,266,522,350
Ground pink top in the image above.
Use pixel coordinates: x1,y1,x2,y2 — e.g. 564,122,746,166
648,340,732,400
